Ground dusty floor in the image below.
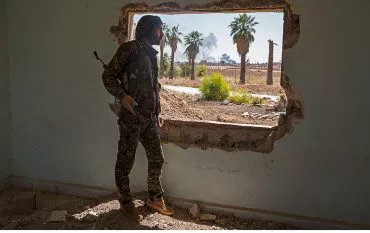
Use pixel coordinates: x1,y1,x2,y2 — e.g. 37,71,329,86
160,89,283,126
0,188,296,230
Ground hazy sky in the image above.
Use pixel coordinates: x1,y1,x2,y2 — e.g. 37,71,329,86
134,12,283,63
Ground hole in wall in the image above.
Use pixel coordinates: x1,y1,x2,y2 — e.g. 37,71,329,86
107,0,303,153
132,12,285,128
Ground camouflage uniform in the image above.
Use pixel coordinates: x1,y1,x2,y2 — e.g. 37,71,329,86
102,40,164,204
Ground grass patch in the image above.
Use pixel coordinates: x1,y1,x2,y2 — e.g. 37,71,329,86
228,89,263,105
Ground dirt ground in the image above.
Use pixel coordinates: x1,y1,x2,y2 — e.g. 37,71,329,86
160,89,284,126
0,188,296,230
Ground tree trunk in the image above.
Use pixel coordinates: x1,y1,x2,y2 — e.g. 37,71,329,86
170,48,175,79
191,59,195,80
240,53,246,84
267,40,274,85
159,45,164,77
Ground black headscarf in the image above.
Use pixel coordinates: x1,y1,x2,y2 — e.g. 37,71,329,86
135,15,163,41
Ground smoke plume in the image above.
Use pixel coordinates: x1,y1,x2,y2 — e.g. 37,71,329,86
200,33,217,61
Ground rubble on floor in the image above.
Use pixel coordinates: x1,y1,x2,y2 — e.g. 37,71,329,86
46,211,67,223
188,203,200,218
0,188,296,230
199,214,217,221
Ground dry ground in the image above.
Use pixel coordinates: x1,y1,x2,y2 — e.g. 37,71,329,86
158,68,286,126
0,188,297,230
160,89,283,126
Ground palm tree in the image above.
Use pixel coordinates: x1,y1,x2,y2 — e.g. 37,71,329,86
184,31,204,80
167,25,183,79
229,14,259,84
159,23,170,77
267,39,277,85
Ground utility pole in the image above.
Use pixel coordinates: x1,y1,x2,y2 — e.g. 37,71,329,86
267,39,278,85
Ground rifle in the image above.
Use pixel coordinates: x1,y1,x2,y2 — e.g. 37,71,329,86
93,51,108,69
93,50,164,127
93,51,121,117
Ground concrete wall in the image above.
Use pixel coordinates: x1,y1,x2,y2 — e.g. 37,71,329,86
0,0,12,189
6,0,370,226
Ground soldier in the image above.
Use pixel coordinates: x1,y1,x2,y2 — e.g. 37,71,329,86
102,15,174,221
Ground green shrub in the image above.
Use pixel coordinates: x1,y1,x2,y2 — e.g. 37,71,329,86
251,96,263,105
175,65,181,77
228,89,263,105
200,72,230,101
166,64,181,78
196,65,207,77
180,63,192,77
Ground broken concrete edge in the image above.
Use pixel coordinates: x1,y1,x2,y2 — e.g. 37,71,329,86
6,176,369,230
107,0,304,154
160,119,277,153
162,118,278,130
260,2,303,148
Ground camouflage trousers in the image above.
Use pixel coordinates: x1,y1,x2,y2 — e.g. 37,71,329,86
115,108,164,204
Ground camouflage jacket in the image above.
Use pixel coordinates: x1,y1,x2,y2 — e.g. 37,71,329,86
102,40,160,116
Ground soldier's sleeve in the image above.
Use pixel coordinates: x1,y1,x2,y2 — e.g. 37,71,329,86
157,82,161,114
102,43,133,99
152,73,161,115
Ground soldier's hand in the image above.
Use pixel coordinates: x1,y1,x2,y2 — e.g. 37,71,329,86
157,115,163,127
120,95,138,114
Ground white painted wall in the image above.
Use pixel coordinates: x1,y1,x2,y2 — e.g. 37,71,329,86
5,0,370,226
0,0,12,188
